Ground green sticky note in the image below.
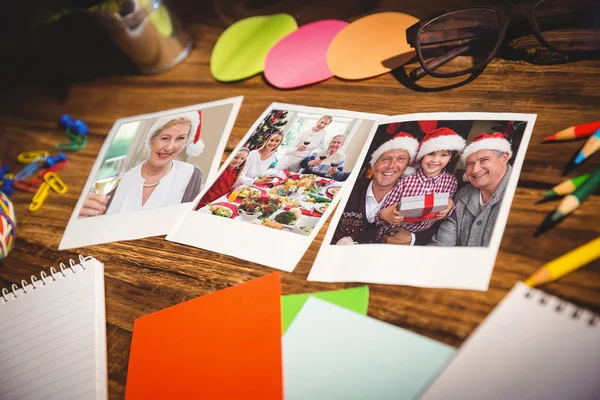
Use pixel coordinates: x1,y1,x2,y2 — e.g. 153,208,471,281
210,14,298,82
281,286,369,333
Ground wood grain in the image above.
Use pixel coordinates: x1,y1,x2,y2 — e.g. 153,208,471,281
1,2,599,399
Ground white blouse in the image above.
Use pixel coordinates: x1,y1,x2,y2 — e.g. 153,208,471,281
106,160,194,214
239,150,276,186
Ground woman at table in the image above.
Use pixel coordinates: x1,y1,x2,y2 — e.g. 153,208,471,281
238,132,284,186
195,148,249,209
78,112,204,217
275,115,332,172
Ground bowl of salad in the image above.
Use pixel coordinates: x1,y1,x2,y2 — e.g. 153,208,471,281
293,216,319,236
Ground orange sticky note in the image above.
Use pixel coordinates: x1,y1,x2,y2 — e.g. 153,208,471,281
125,272,283,400
327,12,419,80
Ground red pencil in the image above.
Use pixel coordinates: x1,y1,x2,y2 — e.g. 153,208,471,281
542,120,600,143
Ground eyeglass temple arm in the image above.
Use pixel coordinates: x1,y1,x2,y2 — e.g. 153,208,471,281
417,27,483,45
409,44,471,80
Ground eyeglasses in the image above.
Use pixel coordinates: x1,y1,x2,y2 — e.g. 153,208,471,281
406,0,600,80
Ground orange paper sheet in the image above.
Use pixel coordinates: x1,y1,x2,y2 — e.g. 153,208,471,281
125,272,283,400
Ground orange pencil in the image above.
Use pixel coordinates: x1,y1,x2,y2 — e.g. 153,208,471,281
542,120,600,143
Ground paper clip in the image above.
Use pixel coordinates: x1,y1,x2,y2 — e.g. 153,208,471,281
55,135,88,151
43,172,68,194
29,182,50,212
18,151,50,164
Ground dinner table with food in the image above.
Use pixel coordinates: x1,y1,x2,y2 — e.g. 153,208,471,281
199,171,342,235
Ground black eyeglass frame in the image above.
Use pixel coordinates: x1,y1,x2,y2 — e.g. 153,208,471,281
406,0,599,79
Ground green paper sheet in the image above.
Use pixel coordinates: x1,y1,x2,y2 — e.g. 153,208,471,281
281,286,369,333
210,14,298,82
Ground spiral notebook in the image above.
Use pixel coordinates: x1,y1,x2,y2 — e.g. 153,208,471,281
421,282,600,400
0,256,106,400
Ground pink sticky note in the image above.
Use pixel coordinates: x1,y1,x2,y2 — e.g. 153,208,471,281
264,20,348,89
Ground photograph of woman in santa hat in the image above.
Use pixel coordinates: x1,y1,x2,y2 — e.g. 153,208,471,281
78,110,206,217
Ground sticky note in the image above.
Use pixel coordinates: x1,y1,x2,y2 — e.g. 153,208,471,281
264,20,348,89
125,272,283,400
211,14,298,82
283,297,456,400
281,286,368,333
326,12,419,80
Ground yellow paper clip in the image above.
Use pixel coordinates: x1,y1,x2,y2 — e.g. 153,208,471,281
4,173,15,180
43,172,68,194
29,182,50,212
18,151,50,164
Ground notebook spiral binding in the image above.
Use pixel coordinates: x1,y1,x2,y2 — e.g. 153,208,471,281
1,254,92,304
524,286,598,327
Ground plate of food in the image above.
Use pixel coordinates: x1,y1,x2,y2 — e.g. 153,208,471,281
314,202,330,214
238,196,283,219
238,186,264,199
293,216,319,236
326,186,342,199
208,202,238,218
272,207,302,226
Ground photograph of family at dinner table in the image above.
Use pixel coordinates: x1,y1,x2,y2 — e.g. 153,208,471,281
330,118,528,247
76,103,236,218
194,108,375,235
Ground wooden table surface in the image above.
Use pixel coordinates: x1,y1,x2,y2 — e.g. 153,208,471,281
1,1,599,398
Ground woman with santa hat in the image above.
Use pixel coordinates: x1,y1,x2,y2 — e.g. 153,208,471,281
78,110,205,217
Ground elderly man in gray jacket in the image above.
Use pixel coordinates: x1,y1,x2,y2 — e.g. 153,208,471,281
431,132,513,247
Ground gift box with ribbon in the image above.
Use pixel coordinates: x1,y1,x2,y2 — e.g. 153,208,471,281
398,192,449,223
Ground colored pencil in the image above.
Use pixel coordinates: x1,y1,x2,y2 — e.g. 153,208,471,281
574,129,600,165
551,167,600,220
525,237,600,287
542,120,600,142
535,167,600,235
542,173,591,199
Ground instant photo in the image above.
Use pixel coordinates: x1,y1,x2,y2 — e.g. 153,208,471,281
308,112,536,290
59,96,243,250
167,103,383,272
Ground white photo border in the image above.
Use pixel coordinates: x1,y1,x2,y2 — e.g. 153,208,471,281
59,96,243,250
307,112,536,291
166,102,384,272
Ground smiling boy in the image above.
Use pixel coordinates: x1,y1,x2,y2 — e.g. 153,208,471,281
376,128,466,240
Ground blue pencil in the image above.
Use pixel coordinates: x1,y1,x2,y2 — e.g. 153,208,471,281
574,128,600,165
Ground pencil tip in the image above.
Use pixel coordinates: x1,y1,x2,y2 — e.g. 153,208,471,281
535,213,560,236
535,197,555,205
550,210,563,222
541,134,555,143
574,153,585,165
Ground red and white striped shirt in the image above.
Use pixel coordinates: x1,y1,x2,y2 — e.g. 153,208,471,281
376,169,457,237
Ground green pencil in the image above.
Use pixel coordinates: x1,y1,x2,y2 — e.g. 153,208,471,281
543,173,591,199
535,167,600,236
551,167,600,221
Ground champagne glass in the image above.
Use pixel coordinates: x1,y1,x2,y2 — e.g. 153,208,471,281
94,156,125,195
94,175,122,195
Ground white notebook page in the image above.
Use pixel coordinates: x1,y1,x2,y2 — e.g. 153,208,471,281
421,282,600,400
0,258,107,400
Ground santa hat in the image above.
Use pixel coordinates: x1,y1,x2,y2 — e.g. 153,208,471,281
416,127,466,161
461,132,512,162
146,110,205,156
370,132,419,169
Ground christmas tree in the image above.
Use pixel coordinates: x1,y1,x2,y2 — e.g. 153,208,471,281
247,110,288,150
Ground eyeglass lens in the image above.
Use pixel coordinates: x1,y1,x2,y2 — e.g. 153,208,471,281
418,9,502,77
534,0,600,52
